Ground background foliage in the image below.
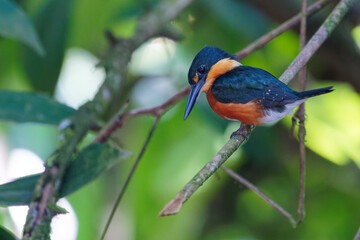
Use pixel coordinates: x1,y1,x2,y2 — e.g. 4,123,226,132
0,0,359,239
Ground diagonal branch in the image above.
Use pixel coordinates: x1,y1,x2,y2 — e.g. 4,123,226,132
280,0,358,84
354,227,360,240
159,0,357,217
95,86,190,143
221,166,297,226
235,0,331,60
159,125,254,216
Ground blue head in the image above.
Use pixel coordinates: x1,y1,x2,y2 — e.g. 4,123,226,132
187,46,236,85
185,46,237,120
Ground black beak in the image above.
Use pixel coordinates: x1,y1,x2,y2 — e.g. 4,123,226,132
184,76,206,120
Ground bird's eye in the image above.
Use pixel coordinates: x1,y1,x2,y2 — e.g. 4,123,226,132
197,65,206,74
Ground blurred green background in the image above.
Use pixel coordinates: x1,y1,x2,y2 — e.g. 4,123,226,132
0,0,360,239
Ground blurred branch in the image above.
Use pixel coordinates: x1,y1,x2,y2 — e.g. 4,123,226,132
354,227,360,240
159,0,357,217
95,86,190,143
100,117,160,240
235,0,331,60
221,166,297,226
22,0,194,238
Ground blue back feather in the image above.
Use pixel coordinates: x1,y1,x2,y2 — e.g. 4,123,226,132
212,66,299,109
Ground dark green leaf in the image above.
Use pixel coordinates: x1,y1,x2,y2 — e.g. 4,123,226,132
0,225,18,240
0,0,44,56
22,0,73,93
0,174,39,206
60,143,132,196
0,90,75,124
0,143,131,206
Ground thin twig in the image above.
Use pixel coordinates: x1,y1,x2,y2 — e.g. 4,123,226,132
235,0,331,60
159,0,357,217
100,117,160,240
98,87,191,236
354,227,360,240
296,0,308,226
95,86,190,143
94,101,130,143
125,86,190,118
221,166,296,226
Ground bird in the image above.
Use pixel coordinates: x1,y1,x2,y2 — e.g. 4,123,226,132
184,46,333,137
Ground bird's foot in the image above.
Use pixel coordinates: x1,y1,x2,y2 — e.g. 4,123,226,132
230,123,251,139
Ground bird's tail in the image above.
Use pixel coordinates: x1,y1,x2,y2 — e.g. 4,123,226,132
297,86,334,99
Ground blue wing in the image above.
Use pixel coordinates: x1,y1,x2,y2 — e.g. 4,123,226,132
211,66,300,110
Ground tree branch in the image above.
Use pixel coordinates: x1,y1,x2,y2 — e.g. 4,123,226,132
97,87,191,238
95,86,190,143
159,125,254,216
224,1,310,226
22,0,194,238
235,0,331,60
221,166,297,226
280,0,358,84
96,0,331,145
295,0,308,226
159,0,357,217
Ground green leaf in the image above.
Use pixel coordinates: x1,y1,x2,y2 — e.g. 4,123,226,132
0,0,44,56
0,225,18,240
60,143,132,196
0,174,39,206
0,90,75,124
0,143,131,206
22,0,73,93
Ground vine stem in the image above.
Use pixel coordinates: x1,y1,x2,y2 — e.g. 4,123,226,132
100,117,160,240
296,0,308,226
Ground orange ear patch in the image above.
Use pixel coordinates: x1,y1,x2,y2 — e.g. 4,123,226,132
201,59,241,93
206,91,264,125
193,73,199,83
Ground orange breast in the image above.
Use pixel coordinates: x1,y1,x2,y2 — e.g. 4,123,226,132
206,91,264,125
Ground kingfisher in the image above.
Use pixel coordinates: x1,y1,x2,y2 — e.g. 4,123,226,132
184,46,333,136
